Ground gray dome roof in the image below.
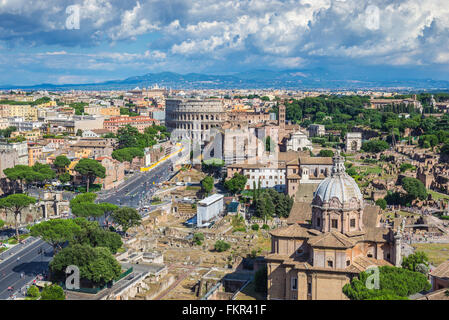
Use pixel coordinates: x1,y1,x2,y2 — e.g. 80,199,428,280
313,150,363,205
314,174,363,204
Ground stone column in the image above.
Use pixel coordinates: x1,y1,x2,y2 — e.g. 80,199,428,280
394,232,402,267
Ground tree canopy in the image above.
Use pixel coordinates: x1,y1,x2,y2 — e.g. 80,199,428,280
72,218,122,254
30,219,81,253
74,158,106,192
0,194,36,240
111,207,141,233
224,173,248,194
214,240,231,252
53,155,71,170
50,243,121,287
343,266,431,300
40,284,65,300
401,177,428,201
111,147,144,163
201,176,214,196
402,252,430,273
361,140,390,153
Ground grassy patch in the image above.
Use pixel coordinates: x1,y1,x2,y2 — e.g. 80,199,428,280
7,238,18,245
19,234,30,240
428,190,449,202
411,243,449,266
185,186,200,191
0,247,7,253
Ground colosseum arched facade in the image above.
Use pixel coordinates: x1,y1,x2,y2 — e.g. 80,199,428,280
165,99,227,142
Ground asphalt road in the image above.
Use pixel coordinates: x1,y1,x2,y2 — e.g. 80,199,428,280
99,161,173,208
0,239,53,299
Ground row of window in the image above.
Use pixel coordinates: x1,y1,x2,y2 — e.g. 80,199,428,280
316,218,357,228
290,278,312,295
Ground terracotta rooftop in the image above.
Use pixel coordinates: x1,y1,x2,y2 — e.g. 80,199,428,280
298,156,333,165
308,231,355,249
431,260,449,279
269,223,318,238
350,256,393,272
416,288,449,300
287,202,312,225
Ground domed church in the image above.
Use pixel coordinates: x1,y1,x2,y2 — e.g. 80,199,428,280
265,151,402,300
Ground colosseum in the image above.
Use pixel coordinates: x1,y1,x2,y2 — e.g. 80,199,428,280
165,98,227,142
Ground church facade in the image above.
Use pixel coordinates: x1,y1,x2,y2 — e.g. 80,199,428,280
265,151,402,300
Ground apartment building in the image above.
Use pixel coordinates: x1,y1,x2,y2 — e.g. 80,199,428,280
104,116,160,133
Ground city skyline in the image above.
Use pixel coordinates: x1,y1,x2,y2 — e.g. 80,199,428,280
1,0,449,86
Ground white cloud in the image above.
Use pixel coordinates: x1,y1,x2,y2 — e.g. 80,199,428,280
1,0,449,79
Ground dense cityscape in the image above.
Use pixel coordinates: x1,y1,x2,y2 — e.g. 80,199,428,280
0,88,447,301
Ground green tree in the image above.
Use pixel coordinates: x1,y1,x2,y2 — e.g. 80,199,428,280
214,240,231,252
201,176,214,196
265,136,274,152
0,194,36,240
318,149,334,157
224,173,248,194
399,163,415,173
26,285,40,300
53,155,71,174
72,218,122,254
111,207,141,233
116,125,139,149
111,147,144,163
58,172,72,184
401,177,427,201
30,219,81,254
40,284,65,300
342,266,430,300
50,244,121,287
70,192,98,206
0,219,4,229
74,158,106,192
70,202,104,220
98,202,118,227
375,198,387,210
402,252,430,273
361,140,390,153
193,233,204,245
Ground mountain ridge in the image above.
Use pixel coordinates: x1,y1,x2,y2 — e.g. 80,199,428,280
1,70,449,91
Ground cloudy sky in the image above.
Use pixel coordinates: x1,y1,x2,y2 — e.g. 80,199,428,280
0,0,449,85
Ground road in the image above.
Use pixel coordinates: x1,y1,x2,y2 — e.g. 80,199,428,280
99,161,173,208
0,239,53,299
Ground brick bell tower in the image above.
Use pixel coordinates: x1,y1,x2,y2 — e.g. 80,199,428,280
278,103,286,143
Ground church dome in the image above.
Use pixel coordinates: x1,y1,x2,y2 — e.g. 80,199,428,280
313,151,363,207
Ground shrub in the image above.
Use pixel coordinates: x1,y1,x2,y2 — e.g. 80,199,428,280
193,233,204,245
233,226,246,233
40,284,65,300
262,224,270,230
26,285,40,299
343,266,430,300
375,199,387,210
251,224,259,231
214,240,231,252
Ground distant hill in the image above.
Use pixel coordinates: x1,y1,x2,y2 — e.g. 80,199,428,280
1,69,449,91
